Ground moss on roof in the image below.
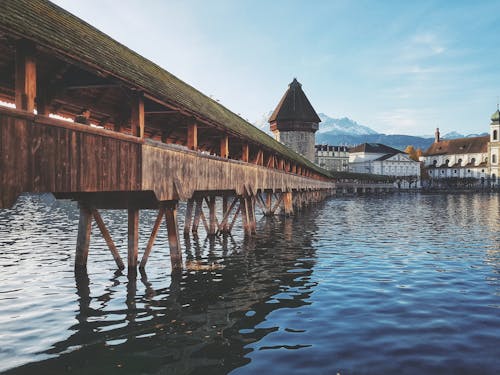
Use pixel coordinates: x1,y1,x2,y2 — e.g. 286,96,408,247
0,0,330,177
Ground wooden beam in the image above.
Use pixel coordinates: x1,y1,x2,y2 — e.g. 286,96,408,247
220,134,229,158
66,83,120,90
75,205,92,269
165,201,182,272
207,195,217,235
284,192,293,216
128,208,139,270
139,207,165,268
228,203,241,233
15,39,36,112
187,122,198,150
184,198,195,235
131,92,145,138
242,143,249,163
92,209,125,270
145,110,179,115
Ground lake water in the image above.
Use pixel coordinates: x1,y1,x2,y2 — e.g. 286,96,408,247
0,193,499,374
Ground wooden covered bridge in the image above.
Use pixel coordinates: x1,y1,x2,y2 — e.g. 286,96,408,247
0,0,392,273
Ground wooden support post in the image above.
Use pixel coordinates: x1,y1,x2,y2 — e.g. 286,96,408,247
221,195,229,233
208,195,217,236
220,135,229,158
139,206,165,268
266,192,272,216
192,197,203,234
131,92,145,138
283,192,293,216
92,209,125,270
128,208,139,270
15,39,37,113
249,196,257,234
228,202,241,233
240,196,251,236
219,196,238,233
165,201,182,272
271,193,284,214
242,143,249,163
187,123,198,150
255,192,267,215
184,198,194,235
278,159,285,171
75,205,92,269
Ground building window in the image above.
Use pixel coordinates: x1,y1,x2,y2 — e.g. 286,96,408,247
493,174,497,182
493,154,497,164
494,130,498,140
454,170,457,173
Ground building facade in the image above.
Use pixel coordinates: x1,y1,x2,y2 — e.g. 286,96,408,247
314,144,349,171
421,108,500,187
269,78,320,162
349,143,421,188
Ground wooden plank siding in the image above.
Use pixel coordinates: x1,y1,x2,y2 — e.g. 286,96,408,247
1,107,334,208
0,108,142,207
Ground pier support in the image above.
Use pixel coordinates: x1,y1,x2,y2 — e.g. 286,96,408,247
128,208,139,270
75,205,125,270
75,205,92,269
165,201,182,272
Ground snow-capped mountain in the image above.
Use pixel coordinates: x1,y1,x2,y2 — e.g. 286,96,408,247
252,111,378,136
442,131,488,139
317,113,378,135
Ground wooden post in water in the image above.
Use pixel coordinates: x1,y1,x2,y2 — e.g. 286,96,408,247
283,192,293,217
265,192,272,216
240,196,250,236
222,195,229,233
128,208,139,271
184,198,194,236
208,195,217,236
165,201,182,272
75,204,92,269
92,209,125,270
140,206,165,269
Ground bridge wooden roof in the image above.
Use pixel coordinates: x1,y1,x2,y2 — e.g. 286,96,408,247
0,0,329,177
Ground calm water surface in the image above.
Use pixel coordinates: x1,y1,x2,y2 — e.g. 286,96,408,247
0,193,499,374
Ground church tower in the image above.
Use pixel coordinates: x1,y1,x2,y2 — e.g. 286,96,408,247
269,78,320,162
490,105,500,183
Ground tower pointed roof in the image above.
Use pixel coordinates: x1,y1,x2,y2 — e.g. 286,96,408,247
269,78,321,123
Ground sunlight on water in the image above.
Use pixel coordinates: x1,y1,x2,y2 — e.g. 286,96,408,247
0,193,499,374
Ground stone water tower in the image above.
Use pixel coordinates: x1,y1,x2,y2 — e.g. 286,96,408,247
269,78,320,162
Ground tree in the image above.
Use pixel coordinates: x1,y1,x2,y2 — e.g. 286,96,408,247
404,145,419,161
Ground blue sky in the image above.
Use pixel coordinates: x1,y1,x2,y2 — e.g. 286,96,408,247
52,0,499,136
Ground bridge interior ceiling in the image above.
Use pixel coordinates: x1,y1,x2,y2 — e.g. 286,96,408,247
0,32,293,167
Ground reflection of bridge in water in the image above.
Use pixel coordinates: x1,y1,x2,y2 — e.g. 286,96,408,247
0,0,393,276
4,208,321,374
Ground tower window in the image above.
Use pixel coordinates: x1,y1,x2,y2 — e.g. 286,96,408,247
494,130,498,140
493,154,497,164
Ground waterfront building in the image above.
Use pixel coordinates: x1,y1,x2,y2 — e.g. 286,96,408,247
269,78,320,162
421,108,500,187
349,143,421,188
314,144,349,171
422,129,489,184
